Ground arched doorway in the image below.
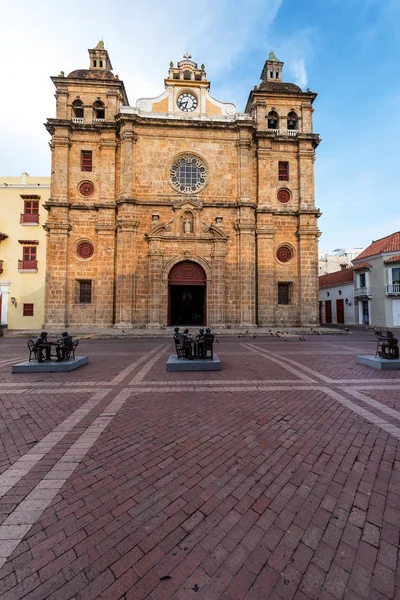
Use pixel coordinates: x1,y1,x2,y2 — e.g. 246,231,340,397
168,261,206,326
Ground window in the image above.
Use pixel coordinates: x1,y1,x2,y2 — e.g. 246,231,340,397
19,246,37,270
93,100,105,120
23,303,34,316
81,151,93,172
278,162,289,181
287,111,298,130
99,60,103,67
170,155,207,194
392,268,400,284
267,110,279,129
72,100,84,119
359,273,366,287
93,60,97,67
278,283,291,305
21,200,39,223
78,280,92,304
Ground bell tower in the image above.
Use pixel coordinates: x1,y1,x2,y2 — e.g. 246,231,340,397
261,51,284,83
88,40,113,72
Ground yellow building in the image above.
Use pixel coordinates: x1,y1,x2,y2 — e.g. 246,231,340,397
0,174,50,329
44,43,320,330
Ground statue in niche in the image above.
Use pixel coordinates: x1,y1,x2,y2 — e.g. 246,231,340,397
183,216,193,234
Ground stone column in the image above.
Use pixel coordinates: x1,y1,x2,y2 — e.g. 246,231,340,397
95,222,115,326
297,215,320,326
44,222,71,329
0,283,10,326
50,128,70,202
44,126,71,329
55,88,69,120
235,214,257,327
256,225,276,326
298,141,316,211
147,249,163,329
114,218,139,328
208,242,227,328
119,124,136,200
99,136,117,203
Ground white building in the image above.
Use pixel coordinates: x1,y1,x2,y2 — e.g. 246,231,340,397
319,248,364,276
319,268,355,325
352,232,400,327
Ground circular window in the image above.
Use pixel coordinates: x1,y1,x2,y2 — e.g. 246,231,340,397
170,155,207,194
276,246,293,263
77,241,94,260
277,189,291,204
79,181,95,197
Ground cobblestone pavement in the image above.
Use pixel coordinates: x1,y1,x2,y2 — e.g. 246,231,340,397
0,331,399,599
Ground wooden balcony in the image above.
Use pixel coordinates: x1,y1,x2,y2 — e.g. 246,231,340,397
18,259,38,271
20,213,39,224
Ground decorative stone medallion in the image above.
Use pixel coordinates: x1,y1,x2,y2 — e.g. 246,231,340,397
76,241,94,260
170,155,207,194
277,188,291,204
276,245,293,263
78,181,95,197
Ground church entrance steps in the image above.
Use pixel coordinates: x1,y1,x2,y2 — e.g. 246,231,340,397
4,326,347,339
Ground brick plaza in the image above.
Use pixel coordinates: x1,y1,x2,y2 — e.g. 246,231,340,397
0,331,399,599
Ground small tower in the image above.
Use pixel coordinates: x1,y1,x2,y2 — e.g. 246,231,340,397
88,40,113,72
261,51,284,83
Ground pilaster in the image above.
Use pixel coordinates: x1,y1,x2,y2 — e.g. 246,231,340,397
296,214,320,326
119,123,137,200
44,222,72,328
256,223,276,325
235,211,256,327
114,218,139,327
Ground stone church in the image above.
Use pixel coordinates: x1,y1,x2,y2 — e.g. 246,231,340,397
44,42,320,329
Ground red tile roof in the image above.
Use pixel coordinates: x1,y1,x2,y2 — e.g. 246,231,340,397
352,262,372,270
384,255,400,264
319,269,354,288
354,232,400,261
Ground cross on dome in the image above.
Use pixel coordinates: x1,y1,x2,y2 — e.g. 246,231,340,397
183,52,192,59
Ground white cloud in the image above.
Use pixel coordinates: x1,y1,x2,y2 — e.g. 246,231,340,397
0,0,284,174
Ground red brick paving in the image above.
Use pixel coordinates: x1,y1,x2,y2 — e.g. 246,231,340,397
0,331,399,599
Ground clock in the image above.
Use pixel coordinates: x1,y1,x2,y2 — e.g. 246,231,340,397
177,92,198,112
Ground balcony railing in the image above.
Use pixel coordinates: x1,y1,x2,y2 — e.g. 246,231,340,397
20,213,39,224
93,118,105,123
386,284,400,295
0,260,3,274
18,259,37,271
72,117,84,124
267,129,299,137
354,286,372,297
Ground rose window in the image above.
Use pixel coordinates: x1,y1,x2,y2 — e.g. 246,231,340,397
79,181,95,197
77,241,94,259
276,246,293,263
170,155,207,194
277,189,290,204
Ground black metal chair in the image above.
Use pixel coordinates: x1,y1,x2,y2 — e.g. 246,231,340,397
27,340,38,362
65,339,79,360
203,334,214,359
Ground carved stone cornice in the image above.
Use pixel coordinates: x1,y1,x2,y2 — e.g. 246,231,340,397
43,222,72,233
116,219,140,232
43,201,71,210
116,197,137,206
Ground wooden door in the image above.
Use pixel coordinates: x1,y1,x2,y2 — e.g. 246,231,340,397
336,299,344,324
325,300,332,324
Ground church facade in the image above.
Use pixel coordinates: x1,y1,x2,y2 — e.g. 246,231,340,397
44,42,321,329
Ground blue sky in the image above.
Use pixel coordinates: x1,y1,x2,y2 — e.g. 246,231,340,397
0,0,399,250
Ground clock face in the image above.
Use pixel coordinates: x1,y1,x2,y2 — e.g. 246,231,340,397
177,92,198,112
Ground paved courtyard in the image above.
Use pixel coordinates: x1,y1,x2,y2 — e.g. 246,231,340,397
0,330,399,599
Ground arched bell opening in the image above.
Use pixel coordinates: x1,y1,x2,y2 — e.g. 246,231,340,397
168,261,206,326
